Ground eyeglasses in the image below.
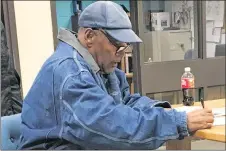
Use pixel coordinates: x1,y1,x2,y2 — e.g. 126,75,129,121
91,28,132,55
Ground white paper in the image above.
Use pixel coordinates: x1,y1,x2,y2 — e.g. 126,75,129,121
175,106,225,116
213,116,225,126
213,107,225,126
212,107,226,117
206,21,214,42
212,27,221,43
206,27,214,42
175,106,225,126
206,43,216,58
221,34,225,44
214,21,224,27
206,1,224,21
206,21,214,28
174,106,202,113
206,25,221,43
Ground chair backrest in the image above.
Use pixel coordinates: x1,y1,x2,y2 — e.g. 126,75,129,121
1,113,21,150
215,44,225,57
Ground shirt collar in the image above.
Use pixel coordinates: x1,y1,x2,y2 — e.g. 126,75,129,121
57,28,100,73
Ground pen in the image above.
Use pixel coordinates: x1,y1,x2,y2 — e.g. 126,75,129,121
200,98,205,108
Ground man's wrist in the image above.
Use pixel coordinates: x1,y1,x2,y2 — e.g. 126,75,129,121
174,110,189,139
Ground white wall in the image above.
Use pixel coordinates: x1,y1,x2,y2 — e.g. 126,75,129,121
14,1,55,97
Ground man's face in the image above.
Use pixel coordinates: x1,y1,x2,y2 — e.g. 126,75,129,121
88,29,131,74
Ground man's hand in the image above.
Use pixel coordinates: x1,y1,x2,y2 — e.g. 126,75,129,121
187,108,214,132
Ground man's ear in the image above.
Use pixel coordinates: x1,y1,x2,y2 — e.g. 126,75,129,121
84,28,95,45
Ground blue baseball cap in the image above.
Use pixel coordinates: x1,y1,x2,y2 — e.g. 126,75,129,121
78,1,142,43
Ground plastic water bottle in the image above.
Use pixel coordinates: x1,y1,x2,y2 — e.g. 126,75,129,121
181,67,195,106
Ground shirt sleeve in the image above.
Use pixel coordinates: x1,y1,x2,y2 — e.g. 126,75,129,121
61,71,189,150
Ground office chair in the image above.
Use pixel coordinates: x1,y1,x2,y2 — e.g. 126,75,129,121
1,113,21,150
184,49,198,60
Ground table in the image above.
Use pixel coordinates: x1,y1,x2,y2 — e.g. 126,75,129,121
166,99,225,150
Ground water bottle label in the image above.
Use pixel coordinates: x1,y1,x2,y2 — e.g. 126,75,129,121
181,78,194,88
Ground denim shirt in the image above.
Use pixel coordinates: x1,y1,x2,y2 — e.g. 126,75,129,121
18,28,188,150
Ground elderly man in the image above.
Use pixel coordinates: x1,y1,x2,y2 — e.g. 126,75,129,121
18,1,213,150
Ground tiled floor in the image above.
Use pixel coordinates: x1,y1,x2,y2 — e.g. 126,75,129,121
158,140,226,150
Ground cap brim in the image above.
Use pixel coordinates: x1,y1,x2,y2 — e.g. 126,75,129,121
105,29,142,43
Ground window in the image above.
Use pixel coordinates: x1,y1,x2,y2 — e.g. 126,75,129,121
131,1,225,102
206,1,225,58
141,1,197,63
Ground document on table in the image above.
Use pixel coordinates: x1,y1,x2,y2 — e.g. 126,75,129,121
213,107,225,126
174,106,202,113
175,106,225,126
213,116,225,126
212,107,225,117
175,106,225,115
